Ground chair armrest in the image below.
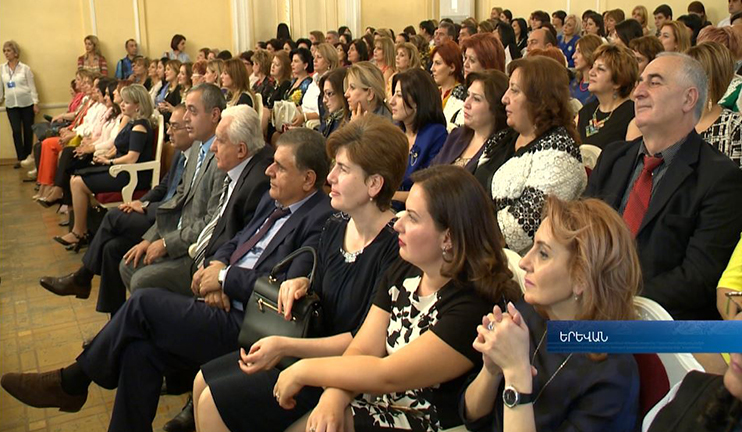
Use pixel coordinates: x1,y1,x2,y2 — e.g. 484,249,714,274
109,161,161,203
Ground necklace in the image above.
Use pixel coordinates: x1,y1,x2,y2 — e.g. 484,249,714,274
339,246,364,263
585,101,618,138
531,330,573,404
578,79,589,92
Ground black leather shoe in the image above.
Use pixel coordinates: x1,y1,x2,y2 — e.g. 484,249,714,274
163,395,195,432
39,273,92,299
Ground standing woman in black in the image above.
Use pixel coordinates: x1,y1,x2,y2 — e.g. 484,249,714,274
1,40,39,168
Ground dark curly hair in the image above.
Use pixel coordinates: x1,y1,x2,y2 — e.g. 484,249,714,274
411,165,521,304
507,56,579,143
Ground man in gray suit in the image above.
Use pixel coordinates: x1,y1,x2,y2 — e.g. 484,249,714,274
119,83,226,295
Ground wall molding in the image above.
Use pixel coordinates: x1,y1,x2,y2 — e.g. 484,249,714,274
0,103,67,113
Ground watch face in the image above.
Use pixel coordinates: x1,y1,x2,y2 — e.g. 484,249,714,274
503,388,518,407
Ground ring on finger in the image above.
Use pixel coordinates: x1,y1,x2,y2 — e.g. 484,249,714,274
310,428,316,432
487,322,495,331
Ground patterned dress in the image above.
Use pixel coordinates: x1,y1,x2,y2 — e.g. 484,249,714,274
350,260,492,431
701,108,742,167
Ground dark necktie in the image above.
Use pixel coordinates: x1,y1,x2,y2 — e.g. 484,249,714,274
229,206,291,265
623,155,664,236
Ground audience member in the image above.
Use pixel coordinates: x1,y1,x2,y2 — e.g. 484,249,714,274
191,60,207,86
299,42,338,128
615,19,645,47
193,115,408,432
678,14,703,45
130,56,151,89
334,42,350,66
155,59,183,122
698,26,742,112
204,58,224,87
433,70,508,172
604,9,626,41
164,34,191,63
584,53,742,320
632,5,653,35
55,84,155,250
389,69,447,204
347,39,369,64
394,42,421,73
584,12,607,38
272,164,520,432
552,10,566,35
719,0,742,27
114,39,138,80
630,35,665,74
659,21,692,53
0,127,332,432
687,1,712,27
177,62,193,95
557,14,581,67
39,104,193,313
431,41,465,129
147,58,163,103
512,18,529,54
197,47,211,62
221,58,256,107
318,67,348,137
495,22,522,66
2,40,39,168
325,30,339,45
462,196,641,432
653,4,674,35
577,44,638,148
77,35,108,75
373,37,396,96
251,49,275,107
527,28,557,55
570,35,602,106
682,43,741,166
462,33,506,78
344,61,391,119
474,56,587,253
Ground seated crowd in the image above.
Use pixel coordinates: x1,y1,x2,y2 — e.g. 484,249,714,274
2,1,742,431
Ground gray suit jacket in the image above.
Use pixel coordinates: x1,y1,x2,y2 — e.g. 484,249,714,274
142,140,226,258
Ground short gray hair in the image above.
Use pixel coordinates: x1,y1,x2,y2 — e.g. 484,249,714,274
3,40,20,58
220,105,265,155
657,52,708,121
188,83,227,113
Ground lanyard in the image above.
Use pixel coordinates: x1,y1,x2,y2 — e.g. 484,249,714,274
7,62,18,81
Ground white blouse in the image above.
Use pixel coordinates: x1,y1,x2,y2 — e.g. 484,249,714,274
0,61,38,108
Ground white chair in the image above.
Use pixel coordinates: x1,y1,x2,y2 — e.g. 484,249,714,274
503,248,526,293
634,296,705,387
97,113,166,209
441,427,467,432
579,144,602,170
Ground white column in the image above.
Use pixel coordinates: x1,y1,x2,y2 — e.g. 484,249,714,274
89,0,98,35
345,0,361,38
132,0,141,44
232,0,254,54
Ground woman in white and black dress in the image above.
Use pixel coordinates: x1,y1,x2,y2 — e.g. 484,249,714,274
193,115,409,432
270,165,520,432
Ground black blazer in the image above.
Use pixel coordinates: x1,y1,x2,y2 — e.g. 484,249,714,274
210,191,333,305
584,130,742,320
201,145,274,262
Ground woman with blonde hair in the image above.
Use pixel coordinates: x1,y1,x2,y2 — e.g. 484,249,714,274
395,42,421,73
77,35,108,75
221,58,256,107
462,196,640,432
558,15,581,68
204,59,224,87
344,61,391,119
373,37,396,98
659,21,691,53
155,59,182,122
56,84,156,249
632,5,652,36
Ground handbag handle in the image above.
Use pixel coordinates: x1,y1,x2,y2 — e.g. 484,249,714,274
268,246,318,291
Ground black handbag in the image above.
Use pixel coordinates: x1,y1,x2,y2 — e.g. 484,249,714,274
237,246,324,369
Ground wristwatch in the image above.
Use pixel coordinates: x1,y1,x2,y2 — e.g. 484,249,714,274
503,385,534,408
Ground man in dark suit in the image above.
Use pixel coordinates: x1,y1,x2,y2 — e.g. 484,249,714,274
0,129,333,432
123,105,273,295
118,83,226,297
584,53,742,320
38,104,194,314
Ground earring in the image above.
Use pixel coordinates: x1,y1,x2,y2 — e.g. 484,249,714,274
612,92,618,100
441,245,453,262
574,293,581,302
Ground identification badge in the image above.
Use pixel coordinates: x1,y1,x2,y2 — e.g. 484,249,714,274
7,81,16,88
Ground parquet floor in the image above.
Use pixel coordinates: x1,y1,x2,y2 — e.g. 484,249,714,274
0,165,188,431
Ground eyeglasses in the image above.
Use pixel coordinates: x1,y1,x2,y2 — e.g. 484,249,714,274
167,123,187,131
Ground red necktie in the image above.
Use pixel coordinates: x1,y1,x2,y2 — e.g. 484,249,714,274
229,207,291,265
623,155,664,237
